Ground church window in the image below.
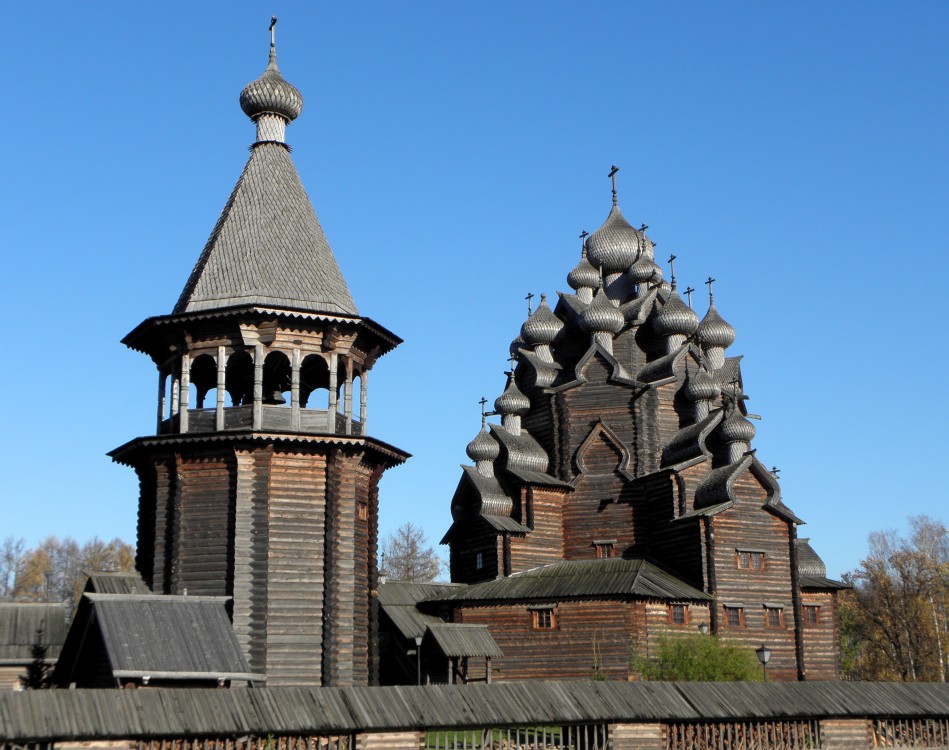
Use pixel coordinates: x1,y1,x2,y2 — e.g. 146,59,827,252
475,552,483,570
668,603,688,626
764,605,784,628
594,540,615,558
357,502,368,521
803,605,820,626
530,606,556,630
724,606,744,627
737,550,765,570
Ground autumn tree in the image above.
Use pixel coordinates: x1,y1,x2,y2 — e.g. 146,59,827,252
842,515,949,681
11,536,135,609
380,522,442,582
0,537,25,599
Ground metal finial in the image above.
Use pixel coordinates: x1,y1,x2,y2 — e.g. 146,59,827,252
525,292,534,316
479,396,488,427
684,286,695,309
579,230,589,258
771,466,781,478
705,276,716,304
668,255,677,290
608,165,619,207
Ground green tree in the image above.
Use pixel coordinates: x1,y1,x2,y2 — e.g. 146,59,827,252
633,634,761,682
19,628,51,690
380,523,442,582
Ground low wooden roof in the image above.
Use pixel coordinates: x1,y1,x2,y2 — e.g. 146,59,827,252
0,603,68,664
423,558,712,604
426,624,502,658
2,682,949,741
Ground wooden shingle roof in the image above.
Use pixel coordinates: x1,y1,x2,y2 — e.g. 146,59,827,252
174,142,357,317
0,603,68,664
424,558,711,604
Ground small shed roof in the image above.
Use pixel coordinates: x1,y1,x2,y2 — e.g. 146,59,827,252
426,624,502,658
379,581,466,640
0,603,68,664
83,571,152,596
424,558,711,604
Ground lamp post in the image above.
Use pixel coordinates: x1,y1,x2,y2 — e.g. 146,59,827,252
755,644,772,682
414,634,423,685
697,622,709,636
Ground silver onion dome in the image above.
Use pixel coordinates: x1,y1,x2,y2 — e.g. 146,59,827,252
628,255,662,285
652,291,700,338
579,286,624,334
586,205,642,274
495,375,530,416
466,426,500,462
567,256,600,291
696,304,736,349
240,46,304,123
521,294,564,345
683,368,721,403
717,410,757,443
509,334,525,358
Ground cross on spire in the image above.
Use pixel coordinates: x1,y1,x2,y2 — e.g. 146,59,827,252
729,377,740,398
270,16,277,47
608,165,619,206
668,254,677,290
525,292,534,315
771,466,781,478
685,286,695,308
508,354,518,371
479,396,488,426
579,230,589,258
705,276,716,303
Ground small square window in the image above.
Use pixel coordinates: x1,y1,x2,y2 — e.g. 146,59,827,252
765,606,784,628
357,502,368,521
595,543,614,559
531,608,556,630
737,551,765,570
724,606,744,627
803,605,820,626
669,603,688,626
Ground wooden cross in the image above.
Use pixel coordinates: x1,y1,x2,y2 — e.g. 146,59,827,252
640,223,649,232
729,377,740,398
479,396,488,426
771,466,781,478
684,286,695,308
508,354,518,371
608,165,619,206
705,276,716,303
668,255,677,287
270,16,277,46
525,292,534,315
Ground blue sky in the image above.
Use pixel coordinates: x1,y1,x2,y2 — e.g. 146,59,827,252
2,3,946,580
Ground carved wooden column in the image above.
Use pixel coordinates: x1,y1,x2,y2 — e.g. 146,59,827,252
359,370,368,435
328,352,339,430
344,358,354,435
253,344,264,429
179,353,191,433
157,371,167,432
291,348,301,431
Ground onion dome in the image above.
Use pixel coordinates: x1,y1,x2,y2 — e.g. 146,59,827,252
495,375,530,416
586,205,642,274
521,294,564,345
509,334,525,358
652,291,700,338
718,410,757,443
683,368,721,403
567,256,600,291
579,286,624,334
240,44,304,123
466,426,500,462
695,304,736,349
628,255,662,285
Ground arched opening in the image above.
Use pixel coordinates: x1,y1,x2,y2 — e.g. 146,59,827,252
225,351,253,406
300,354,330,409
352,374,362,421
262,351,291,406
189,354,217,409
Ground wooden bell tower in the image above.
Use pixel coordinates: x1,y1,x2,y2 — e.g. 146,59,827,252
110,22,408,687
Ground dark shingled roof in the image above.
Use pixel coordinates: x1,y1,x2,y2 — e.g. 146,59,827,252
426,624,503,658
54,594,260,684
424,558,711,604
0,603,68,664
3,682,949,741
83,571,152,596
378,581,466,640
174,142,357,317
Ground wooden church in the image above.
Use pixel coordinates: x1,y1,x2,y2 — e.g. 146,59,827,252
397,173,847,683
82,22,843,689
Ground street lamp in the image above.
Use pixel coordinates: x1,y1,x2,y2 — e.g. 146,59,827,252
697,622,709,636
414,634,423,685
755,644,772,682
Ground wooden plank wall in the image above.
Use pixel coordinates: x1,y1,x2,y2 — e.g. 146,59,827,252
508,487,564,573
801,590,842,680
